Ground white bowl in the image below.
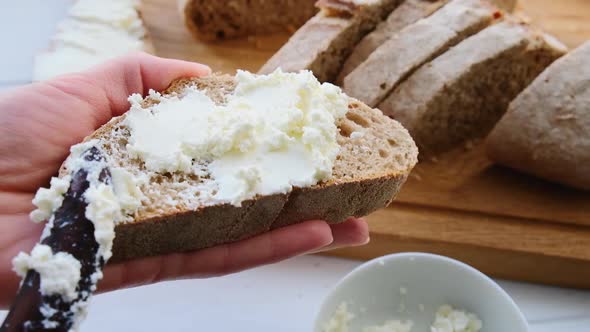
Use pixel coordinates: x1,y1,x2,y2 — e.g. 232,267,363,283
315,253,528,332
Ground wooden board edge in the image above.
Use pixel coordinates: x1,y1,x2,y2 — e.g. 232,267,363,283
324,235,590,289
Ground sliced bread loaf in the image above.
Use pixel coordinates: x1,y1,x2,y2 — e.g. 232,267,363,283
58,73,418,262
486,41,590,190
337,0,517,84
178,0,318,40
379,20,567,155
337,0,448,84
258,0,404,83
342,0,502,107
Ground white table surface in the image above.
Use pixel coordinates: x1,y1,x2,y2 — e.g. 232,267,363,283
1,1,590,331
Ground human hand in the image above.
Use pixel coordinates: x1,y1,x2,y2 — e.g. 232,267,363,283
0,53,370,308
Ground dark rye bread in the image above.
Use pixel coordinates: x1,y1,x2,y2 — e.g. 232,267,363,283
379,20,567,156
60,74,418,262
342,0,502,107
259,0,404,83
337,0,448,84
486,41,590,190
178,0,318,40
337,0,517,84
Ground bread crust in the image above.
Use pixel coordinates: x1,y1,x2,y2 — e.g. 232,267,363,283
259,15,353,82
111,173,408,262
259,0,404,82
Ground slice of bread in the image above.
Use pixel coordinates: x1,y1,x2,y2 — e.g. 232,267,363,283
337,0,517,84
337,0,448,84
178,0,318,40
342,0,501,107
258,0,404,83
60,74,418,262
486,41,590,190
379,20,567,155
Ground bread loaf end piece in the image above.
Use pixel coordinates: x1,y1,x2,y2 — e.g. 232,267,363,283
179,0,318,40
259,0,404,82
380,20,567,156
75,74,417,262
486,41,590,190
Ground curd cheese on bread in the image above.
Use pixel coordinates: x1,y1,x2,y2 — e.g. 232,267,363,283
123,70,349,206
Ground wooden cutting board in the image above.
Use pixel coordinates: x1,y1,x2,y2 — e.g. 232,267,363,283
142,0,590,288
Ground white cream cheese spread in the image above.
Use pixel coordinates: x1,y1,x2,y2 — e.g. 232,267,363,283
28,140,145,260
12,244,81,302
29,176,71,223
66,140,145,260
324,302,355,332
39,304,60,329
323,303,482,332
33,0,150,81
125,69,349,206
430,305,482,332
69,0,146,33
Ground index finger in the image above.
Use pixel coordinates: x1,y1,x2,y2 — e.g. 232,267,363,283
87,52,211,115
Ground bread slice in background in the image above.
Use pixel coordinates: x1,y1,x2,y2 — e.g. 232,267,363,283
258,0,404,83
486,41,590,190
61,74,418,262
178,0,318,40
337,0,448,84
337,0,517,84
379,20,567,156
342,0,502,107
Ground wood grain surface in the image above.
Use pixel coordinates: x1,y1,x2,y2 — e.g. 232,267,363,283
142,0,590,287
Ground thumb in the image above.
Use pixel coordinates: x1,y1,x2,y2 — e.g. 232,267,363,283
42,52,212,127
